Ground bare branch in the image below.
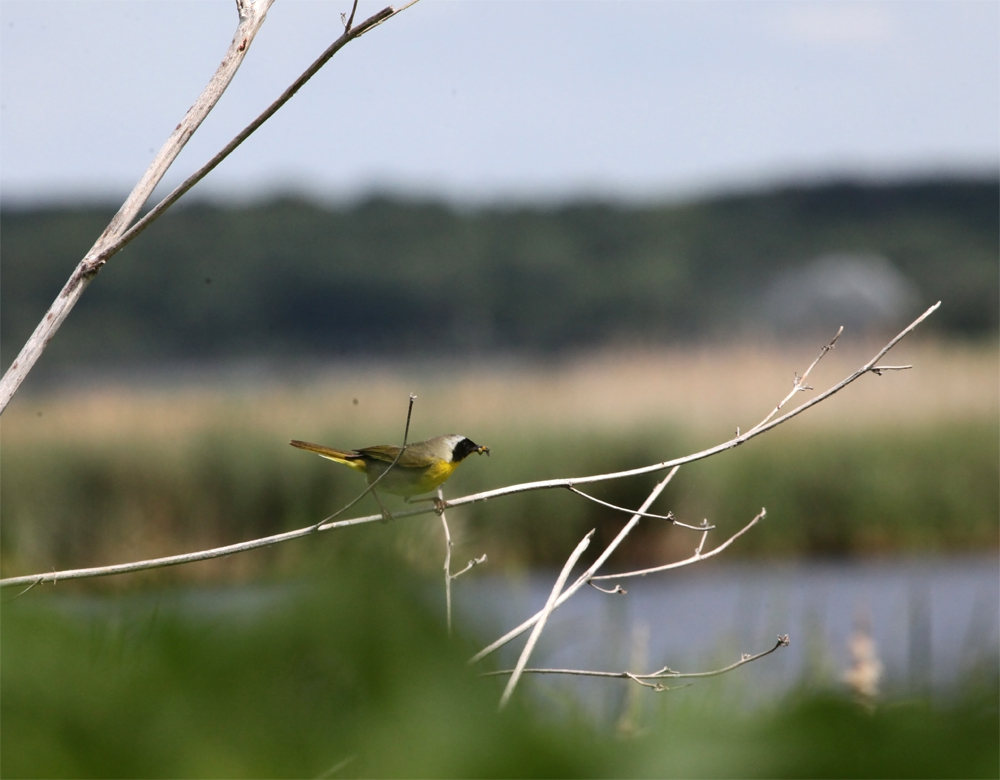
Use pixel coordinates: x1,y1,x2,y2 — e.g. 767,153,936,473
743,326,841,435
590,508,765,582
567,486,709,530
436,303,942,508
471,503,763,666
498,530,594,710
470,467,680,664
0,0,420,414
98,5,405,283
483,635,790,690
0,0,275,412
439,487,454,635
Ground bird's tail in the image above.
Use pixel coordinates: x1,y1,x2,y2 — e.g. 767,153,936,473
289,440,367,472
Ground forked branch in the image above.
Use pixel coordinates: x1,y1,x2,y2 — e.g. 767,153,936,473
590,508,765,582
0,0,418,414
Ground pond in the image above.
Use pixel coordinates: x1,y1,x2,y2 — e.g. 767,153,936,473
454,554,999,715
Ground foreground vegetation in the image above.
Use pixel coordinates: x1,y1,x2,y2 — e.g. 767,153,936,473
3,543,997,778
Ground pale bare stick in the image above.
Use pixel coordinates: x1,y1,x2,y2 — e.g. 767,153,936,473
0,306,939,591
0,0,418,414
483,635,790,691
567,486,710,530
439,487,455,635
590,508,766,582
306,393,417,529
470,467,680,665
498,530,595,711
0,0,274,413
439,485,486,634
92,3,407,297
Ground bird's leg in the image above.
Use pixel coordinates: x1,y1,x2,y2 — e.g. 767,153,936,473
373,490,395,524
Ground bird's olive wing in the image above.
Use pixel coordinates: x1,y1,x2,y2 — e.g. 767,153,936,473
359,444,437,468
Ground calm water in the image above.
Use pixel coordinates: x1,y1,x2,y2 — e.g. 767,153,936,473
36,554,997,718
455,555,999,710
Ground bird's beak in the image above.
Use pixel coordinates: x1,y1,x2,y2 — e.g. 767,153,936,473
477,445,490,457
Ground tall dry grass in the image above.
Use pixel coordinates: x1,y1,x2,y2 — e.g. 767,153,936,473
5,339,996,447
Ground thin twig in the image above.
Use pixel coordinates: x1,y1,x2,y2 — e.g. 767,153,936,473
870,365,913,376
589,582,626,595
0,305,940,590
342,0,359,31
590,508,765,582
498,530,594,710
694,519,711,555
744,326,842,435
451,555,487,580
483,635,790,690
1,578,42,603
439,486,454,636
567,486,709,530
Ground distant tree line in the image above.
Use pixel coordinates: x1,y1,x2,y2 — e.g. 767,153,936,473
2,177,996,371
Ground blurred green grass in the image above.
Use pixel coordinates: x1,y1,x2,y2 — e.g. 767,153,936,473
3,545,997,778
2,417,997,579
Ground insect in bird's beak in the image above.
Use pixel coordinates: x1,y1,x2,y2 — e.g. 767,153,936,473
478,445,491,456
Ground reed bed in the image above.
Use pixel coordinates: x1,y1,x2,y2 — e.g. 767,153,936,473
2,340,997,581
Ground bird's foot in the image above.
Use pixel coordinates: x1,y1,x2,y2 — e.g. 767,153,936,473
373,492,395,524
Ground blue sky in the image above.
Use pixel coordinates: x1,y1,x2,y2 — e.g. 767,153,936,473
1,0,997,205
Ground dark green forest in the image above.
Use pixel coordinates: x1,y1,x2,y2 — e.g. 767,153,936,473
2,177,997,371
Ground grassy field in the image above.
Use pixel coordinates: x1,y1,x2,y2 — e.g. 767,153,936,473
2,338,997,582
2,340,998,778
3,549,997,778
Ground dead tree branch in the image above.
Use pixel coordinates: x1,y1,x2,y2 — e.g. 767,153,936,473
0,0,417,414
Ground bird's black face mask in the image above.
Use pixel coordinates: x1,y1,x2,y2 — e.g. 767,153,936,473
452,438,489,462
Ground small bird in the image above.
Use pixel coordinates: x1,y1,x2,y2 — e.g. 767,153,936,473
290,434,490,519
